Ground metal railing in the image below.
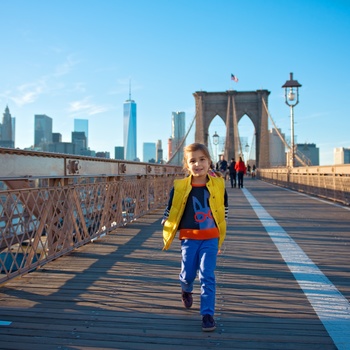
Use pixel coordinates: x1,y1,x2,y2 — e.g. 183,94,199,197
0,148,184,284
2,147,349,284
258,164,350,206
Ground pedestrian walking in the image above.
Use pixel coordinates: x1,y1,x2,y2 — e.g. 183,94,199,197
216,154,228,179
161,142,228,332
228,158,237,188
251,164,256,178
235,156,246,188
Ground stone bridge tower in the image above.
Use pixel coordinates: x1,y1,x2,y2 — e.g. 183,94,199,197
193,90,270,168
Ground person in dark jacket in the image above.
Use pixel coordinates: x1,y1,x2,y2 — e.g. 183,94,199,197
216,155,228,178
228,158,236,188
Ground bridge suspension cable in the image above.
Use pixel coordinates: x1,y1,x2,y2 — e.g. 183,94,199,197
167,112,196,164
232,95,243,159
261,98,309,167
248,131,256,161
167,95,308,167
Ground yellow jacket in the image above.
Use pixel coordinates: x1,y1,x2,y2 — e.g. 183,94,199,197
163,175,226,250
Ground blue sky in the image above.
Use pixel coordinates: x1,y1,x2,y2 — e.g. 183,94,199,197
1,0,349,165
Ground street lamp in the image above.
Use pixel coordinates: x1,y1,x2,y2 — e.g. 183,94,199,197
282,72,302,167
213,131,219,162
245,142,249,164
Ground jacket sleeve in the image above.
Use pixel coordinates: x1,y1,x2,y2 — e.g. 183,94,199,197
162,187,174,222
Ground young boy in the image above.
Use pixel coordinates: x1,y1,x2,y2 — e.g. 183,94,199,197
162,143,228,331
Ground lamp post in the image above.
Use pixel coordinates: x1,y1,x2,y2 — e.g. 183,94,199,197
213,131,219,162
245,142,249,164
282,72,302,167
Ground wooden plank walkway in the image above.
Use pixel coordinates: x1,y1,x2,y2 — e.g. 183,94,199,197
0,178,349,350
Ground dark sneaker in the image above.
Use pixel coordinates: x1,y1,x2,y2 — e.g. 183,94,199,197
181,291,193,309
202,314,216,332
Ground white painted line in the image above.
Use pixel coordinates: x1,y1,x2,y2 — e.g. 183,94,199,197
0,320,12,326
242,187,350,350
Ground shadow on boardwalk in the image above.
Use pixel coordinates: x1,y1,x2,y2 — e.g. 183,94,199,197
1,178,346,349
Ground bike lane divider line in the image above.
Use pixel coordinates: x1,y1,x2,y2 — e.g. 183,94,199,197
242,187,350,350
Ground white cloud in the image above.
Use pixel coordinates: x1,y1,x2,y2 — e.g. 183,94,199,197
11,81,46,106
68,97,108,116
1,54,79,107
53,55,79,77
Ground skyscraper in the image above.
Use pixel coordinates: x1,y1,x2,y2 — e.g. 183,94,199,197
72,131,87,154
334,147,350,164
34,114,52,148
269,128,286,167
114,146,124,160
11,117,15,146
0,106,14,148
171,111,185,165
156,139,163,163
123,89,137,161
296,143,319,166
52,133,62,143
167,137,173,163
143,142,156,163
74,119,89,148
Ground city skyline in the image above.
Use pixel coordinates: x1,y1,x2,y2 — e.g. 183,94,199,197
0,103,335,167
1,1,349,165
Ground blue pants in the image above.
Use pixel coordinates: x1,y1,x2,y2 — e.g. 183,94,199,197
179,238,218,316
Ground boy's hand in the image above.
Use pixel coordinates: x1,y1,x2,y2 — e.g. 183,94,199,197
161,219,166,226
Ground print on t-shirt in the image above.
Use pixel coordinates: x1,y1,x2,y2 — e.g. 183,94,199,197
192,190,216,230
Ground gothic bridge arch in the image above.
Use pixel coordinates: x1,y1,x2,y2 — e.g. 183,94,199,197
193,90,270,168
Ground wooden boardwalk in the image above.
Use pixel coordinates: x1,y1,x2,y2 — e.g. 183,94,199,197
0,178,349,350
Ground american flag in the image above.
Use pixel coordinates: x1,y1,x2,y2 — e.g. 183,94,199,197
231,74,239,82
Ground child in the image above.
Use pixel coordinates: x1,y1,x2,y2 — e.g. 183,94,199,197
161,143,228,332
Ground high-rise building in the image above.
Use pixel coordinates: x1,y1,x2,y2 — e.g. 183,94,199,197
11,117,15,146
74,119,88,148
156,139,163,163
72,131,87,155
34,114,52,147
114,146,124,160
167,137,173,163
48,142,76,155
0,106,14,148
171,111,185,165
123,90,137,161
269,128,286,167
52,133,62,143
295,143,319,166
334,147,350,164
143,142,156,163
96,151,110,159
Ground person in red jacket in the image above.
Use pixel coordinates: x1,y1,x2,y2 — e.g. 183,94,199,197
235,156,246,188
